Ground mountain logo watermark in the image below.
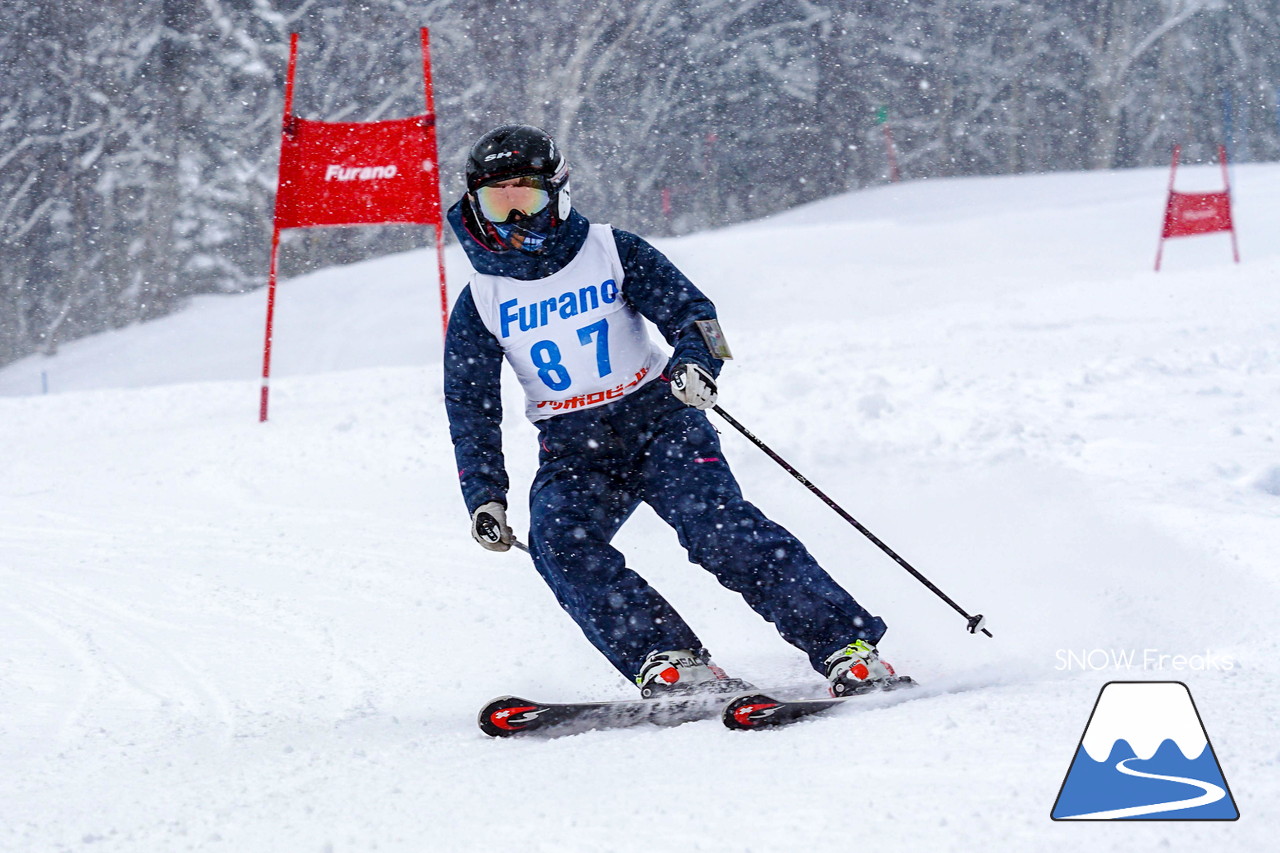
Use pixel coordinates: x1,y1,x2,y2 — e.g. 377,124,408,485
1051,681,1239,821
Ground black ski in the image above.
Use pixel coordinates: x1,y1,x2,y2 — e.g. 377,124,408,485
722,676,917,730
479,679,754,738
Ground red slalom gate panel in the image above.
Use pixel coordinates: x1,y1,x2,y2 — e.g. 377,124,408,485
1161,190,1233,238
1155,144,1240,271
260,29,449,423
274,115,440,229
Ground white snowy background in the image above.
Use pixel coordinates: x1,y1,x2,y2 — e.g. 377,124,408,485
2,165,1277,851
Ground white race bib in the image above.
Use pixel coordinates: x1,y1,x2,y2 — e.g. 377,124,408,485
470,224,667,422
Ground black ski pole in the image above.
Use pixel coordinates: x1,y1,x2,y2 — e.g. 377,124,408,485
711,405,993,638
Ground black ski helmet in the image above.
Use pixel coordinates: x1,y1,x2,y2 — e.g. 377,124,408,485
465,124,571,223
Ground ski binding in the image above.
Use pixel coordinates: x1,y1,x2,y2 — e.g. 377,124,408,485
723,675,917,730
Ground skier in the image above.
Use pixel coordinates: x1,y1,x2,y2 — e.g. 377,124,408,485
444,125,895,698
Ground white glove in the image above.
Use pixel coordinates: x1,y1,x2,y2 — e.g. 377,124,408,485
670,363,717,410
471,501,513,551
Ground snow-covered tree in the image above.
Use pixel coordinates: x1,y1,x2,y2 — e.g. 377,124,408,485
5,0,1280,367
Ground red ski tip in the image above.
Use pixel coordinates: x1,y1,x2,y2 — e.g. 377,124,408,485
730,701,780,728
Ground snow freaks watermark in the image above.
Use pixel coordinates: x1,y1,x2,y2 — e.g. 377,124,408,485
1050,681,1239,820
1055,649,1236,672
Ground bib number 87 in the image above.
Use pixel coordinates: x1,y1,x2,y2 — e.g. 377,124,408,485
531,318,611,392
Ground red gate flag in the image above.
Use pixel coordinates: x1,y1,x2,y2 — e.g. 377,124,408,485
261,29,449,423
1162,189,1233,238
274,115,441,229
1155,144,1240,271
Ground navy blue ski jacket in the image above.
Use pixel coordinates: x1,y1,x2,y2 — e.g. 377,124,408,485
444,200,724,514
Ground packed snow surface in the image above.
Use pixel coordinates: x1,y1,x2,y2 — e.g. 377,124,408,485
3,165,1278,851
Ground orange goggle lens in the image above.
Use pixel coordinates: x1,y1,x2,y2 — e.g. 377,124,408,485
475,182,550,223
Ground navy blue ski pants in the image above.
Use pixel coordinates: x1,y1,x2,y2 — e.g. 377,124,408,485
527,378,886,681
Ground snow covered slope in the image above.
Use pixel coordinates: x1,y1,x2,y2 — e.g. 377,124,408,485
3,165,1278,851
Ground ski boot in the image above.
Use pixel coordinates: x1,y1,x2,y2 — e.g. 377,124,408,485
824,640,896,697
636,648,748,698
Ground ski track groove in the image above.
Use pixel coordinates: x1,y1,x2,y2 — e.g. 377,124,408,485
4,579,239,750
2,602,104,749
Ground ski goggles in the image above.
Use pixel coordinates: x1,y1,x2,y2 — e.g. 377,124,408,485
474,176,550,223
